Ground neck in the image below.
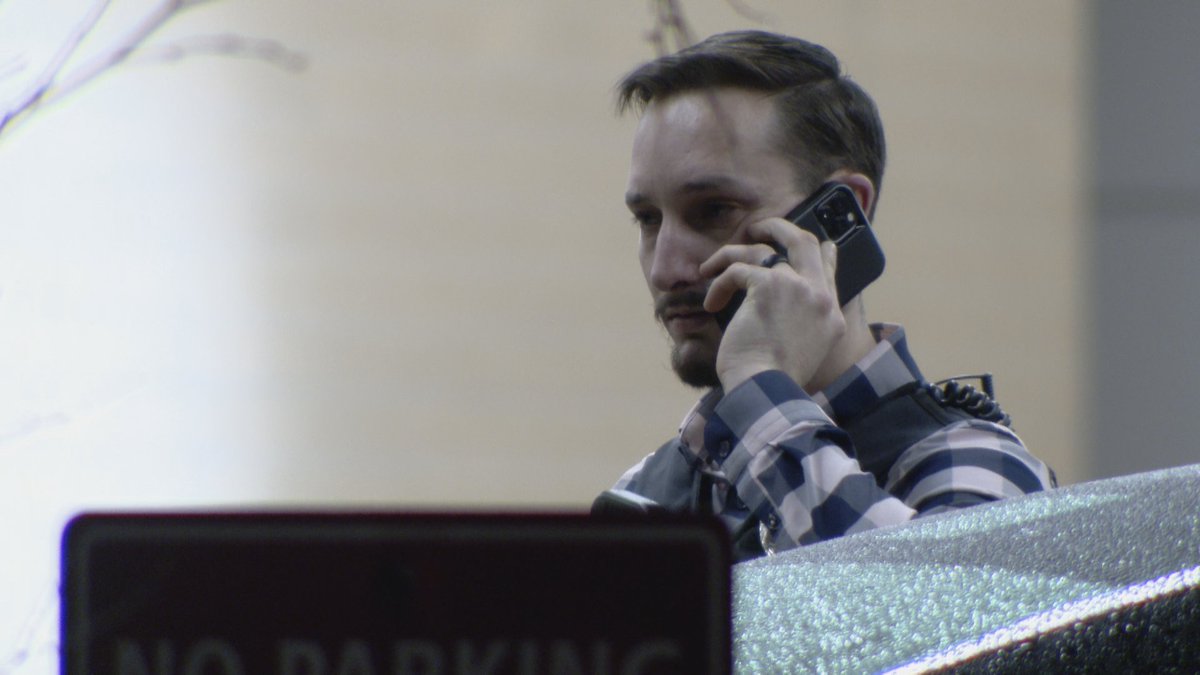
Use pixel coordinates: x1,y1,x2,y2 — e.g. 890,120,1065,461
804,297,876,394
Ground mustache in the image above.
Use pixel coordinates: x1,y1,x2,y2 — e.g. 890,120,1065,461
654,288,710,322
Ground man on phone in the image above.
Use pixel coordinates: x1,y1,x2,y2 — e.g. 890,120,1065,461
600,31,1054,560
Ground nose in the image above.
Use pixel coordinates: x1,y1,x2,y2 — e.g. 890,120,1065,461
646,219,709,292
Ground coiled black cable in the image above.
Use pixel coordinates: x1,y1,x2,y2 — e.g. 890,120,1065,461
929,373,1013,427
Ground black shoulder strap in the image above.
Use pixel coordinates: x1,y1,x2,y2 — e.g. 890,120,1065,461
840,382,976,488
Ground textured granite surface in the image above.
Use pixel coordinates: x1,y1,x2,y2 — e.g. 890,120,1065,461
732,464,1200,673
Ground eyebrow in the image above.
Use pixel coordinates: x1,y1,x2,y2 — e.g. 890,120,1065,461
624,174,752,207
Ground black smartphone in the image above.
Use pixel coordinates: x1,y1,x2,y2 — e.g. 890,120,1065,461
715,181,885,328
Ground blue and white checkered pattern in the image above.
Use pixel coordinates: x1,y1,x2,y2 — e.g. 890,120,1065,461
615,324,1055,552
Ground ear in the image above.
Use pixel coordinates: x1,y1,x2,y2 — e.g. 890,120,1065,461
827,171,876,219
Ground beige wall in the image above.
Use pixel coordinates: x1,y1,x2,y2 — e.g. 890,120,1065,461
0,2,1084,667
219,1,1084,505
231,1,1085,506
0,0,1090,509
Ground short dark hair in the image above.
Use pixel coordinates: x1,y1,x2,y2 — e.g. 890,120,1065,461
617,31,886,207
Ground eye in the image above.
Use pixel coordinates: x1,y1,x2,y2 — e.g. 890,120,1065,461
700,202,734,218
691,201,740,230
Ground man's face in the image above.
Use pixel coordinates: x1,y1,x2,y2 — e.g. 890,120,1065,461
625,88,806,388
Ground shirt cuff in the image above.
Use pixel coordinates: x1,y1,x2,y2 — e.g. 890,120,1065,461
704,370,833,476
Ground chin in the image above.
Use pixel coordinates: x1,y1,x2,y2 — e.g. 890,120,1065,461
670,338,721,389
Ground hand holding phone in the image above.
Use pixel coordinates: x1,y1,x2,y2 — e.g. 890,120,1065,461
715,182,885,329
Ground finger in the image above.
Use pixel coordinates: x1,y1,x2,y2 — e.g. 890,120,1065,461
821,239,839,302
745,216,821,251
822,239,837,276
745,217,824,276
703,262,759,313
699,242,781,278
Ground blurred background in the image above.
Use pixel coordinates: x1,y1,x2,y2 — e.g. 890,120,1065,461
1,1,1197,672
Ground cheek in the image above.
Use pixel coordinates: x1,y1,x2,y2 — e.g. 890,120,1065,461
637,235,655,280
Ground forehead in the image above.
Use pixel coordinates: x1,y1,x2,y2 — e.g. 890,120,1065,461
627,88,794,197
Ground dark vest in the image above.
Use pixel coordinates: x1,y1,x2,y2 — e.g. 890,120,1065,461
626,382,981,561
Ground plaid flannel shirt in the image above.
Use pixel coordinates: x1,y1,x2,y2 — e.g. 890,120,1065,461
615,323,1054,552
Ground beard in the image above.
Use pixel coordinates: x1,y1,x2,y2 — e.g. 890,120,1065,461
655,288,722,389
671,340,721,389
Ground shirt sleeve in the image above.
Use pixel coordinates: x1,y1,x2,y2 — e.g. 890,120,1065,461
612,453,651,492
884,419,1055,514
705,370,1052,551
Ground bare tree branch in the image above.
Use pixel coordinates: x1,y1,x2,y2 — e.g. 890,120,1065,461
646,0,695,55
643,0,774,56
0,575,56,674
0,54,28,82
0,0,305,141
0,0,112,136
128,33,308,72
724,0,773,25
31,0,200,112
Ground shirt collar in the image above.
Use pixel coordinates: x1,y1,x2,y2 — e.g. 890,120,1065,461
678,323,924,453
810,323,924,423
678,387,723,456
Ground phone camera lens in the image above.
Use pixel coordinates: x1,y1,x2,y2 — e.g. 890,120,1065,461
817,207,842,239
